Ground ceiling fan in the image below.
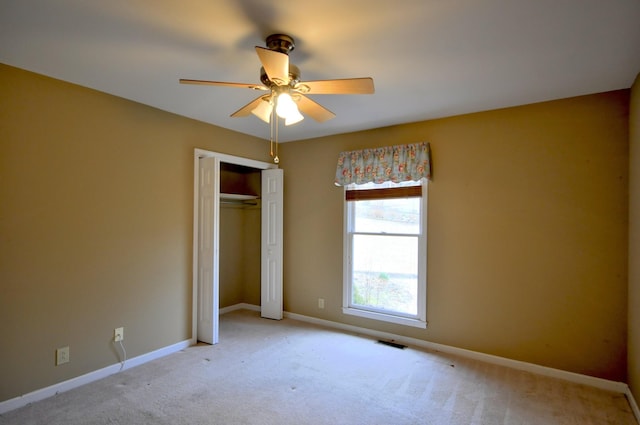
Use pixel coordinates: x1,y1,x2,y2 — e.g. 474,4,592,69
179,34,375,126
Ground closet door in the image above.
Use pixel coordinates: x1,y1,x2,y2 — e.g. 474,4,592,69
261,168,283,319
197,156,219,344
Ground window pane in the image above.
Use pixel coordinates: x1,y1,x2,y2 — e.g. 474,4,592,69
351,234,418,315
353,197,420,234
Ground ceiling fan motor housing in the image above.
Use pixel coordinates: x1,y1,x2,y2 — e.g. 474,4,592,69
266,34,295,54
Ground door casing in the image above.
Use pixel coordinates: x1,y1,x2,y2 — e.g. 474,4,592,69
192,149,280,344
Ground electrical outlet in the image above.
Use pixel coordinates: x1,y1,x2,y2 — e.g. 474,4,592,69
318,298,325,309
56,346,69,365
114,327,124,342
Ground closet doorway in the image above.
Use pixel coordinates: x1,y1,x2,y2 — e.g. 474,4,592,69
193,149,283,344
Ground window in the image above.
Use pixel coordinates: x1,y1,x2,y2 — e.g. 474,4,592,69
343,180,427,328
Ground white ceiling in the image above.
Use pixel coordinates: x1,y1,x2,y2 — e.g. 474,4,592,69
1,0,639,142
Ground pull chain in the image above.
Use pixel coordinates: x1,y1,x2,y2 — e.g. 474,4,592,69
268,96,280,164
269,106,274,158
273,114,279,164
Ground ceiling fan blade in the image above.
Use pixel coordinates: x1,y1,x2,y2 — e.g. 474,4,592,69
294,77,374,94
255,47,289,86
230,96,266,118
295,95,336,123
179,79,268,90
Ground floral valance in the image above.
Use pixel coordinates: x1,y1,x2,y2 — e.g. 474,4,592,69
334,142,432,186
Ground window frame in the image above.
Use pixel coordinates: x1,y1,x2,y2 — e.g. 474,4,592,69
342,179,428,329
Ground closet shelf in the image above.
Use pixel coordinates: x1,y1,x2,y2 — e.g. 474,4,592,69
220,193,260,207
220,193,259,201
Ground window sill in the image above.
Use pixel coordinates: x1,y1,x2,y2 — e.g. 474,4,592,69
343,307,427,329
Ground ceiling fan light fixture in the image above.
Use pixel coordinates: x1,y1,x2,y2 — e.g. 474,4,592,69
251,96,274,123
275,92,303,125
284,108,304,126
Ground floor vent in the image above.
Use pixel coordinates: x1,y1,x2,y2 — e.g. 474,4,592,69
377,340,407,349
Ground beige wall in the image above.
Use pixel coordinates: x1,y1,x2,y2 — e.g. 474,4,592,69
220,208,245,306
629,73,640,405
280,90,629,381
242,207,262,305
219,205,261,307
0,64,271,401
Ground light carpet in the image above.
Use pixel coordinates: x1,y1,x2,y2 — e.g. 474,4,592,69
0,309,635,425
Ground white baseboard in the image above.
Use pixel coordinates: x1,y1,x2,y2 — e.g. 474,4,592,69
220,303,260,315
626,386,640,425
283,311,630,395
0,339,191,415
